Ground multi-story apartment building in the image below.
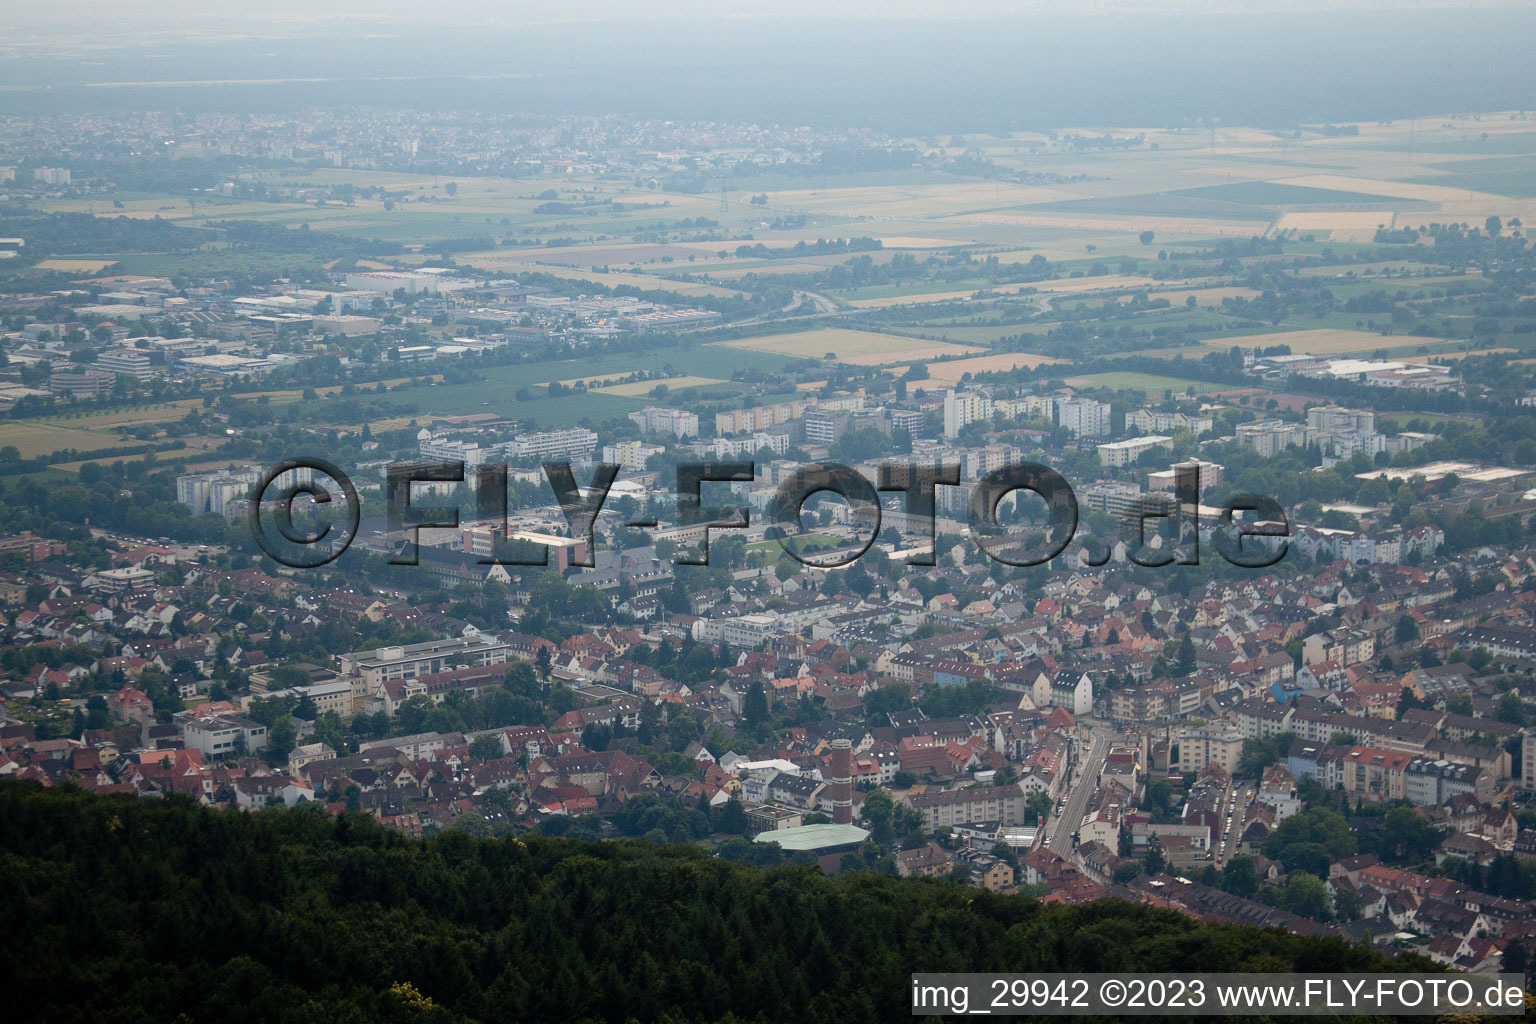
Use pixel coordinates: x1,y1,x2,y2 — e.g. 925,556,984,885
904,783,1028,830
510,428,599,461
177,467,264,517
1323,746,1412,802
943,389,993,438
715,399,806,435
888,407,926,436
1056,398,1112,438
1307,406,1375,434
1097,435,1172,468
1524,730,1536,792
1176,725,1244,775
1235,419,1307,457
182,715,269,759
418,433,515,471
337,635,517,704
1125,409,1214,436
1403,757,1491,806
602,440,665,472
1302,628,1375,667
628,406,699,438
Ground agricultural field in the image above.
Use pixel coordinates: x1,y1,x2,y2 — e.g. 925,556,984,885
910,352,1068,386
37,400,201,430
34,258,119,273
1173,181,1411,206
1398,347,1522,362
1065,372,1238,395
713,328,981,365
1146,286,1263,306
947,210,1274,237
763,182,1080,219
846,289,980,309
591,376,726,397
459,255,746,299
0,422,135,460
1405,156,1536,199
1270,210,1400,240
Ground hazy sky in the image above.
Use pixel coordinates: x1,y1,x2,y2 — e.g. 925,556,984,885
3,1,1529,130
1,0,1526,39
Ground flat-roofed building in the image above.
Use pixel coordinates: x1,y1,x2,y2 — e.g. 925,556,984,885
1097,435,1171,468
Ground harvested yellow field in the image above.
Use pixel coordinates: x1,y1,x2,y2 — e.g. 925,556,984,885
715,328,981,365
1201,328,1440,355
914,352,1068,385
1017,274,1162,295
36,258,119,273
1274,174,1505,204
874,236,961,249
460,256,743,299
704,262,844,280
1147,286,1263,305
589,376,725,396
1272,211,1395,241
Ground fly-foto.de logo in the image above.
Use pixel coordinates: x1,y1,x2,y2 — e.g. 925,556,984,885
248,457,1290,571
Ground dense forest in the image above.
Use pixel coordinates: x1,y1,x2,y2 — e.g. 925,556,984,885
0,782,1433,1024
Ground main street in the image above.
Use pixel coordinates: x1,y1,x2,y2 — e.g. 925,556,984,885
1218,779,1256,863
1047,727,1112,857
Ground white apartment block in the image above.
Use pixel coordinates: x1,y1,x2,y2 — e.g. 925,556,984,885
1236,419,1307,457
943,389,993,438
510,428,599,461
1126,409,1213,437
1307,406,1375,434
418,432,515,470
603,440,665,472
1097,435,1172,468
628,406,699,438
1057,398,1112,438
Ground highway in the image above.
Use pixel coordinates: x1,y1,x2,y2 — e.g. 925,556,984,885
1047,728,1112,857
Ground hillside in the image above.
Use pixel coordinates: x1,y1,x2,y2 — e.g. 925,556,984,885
0,782,1425,1023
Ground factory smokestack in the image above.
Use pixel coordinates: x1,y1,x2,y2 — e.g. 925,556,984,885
830,739,853,825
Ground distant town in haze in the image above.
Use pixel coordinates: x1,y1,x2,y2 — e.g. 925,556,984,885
2,7,1536,1019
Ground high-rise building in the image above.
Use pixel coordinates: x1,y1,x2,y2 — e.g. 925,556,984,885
1306,406,1375,435
943,389,992,438
1523,730,1536,792
1057,398,1112,438
1235,419,1307,457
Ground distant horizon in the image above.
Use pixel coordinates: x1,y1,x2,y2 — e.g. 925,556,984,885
3,0,1533,40
2,8,1534,133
